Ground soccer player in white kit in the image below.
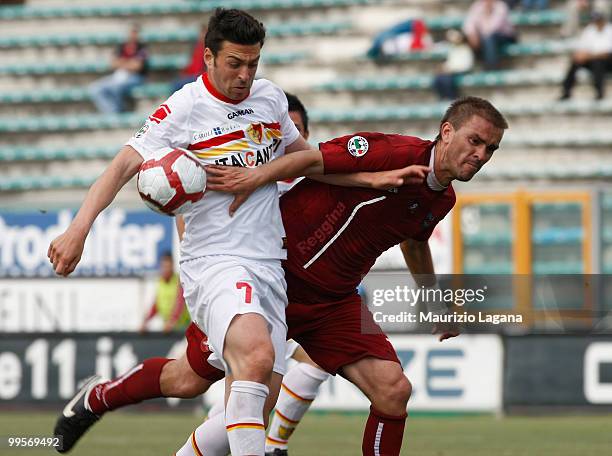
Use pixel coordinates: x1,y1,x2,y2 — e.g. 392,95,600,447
48,9,325,455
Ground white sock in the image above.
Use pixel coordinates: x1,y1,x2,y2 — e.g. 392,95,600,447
176,412,230,456
265,363,329,451
225,380,268,456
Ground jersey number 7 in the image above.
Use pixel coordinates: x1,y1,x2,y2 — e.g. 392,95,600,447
236,282,253,304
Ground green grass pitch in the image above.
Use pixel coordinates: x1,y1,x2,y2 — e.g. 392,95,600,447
1,411,610,455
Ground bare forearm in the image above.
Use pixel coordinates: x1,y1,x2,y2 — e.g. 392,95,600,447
258,149,323,184
71,146,142,235
400,239,436,285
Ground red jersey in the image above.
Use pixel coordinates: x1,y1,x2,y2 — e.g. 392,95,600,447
281,132,456,299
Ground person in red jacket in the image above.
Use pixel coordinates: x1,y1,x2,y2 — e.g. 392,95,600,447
172,25,207,92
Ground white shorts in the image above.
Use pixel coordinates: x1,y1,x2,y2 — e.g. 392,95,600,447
180,255,288,375
285,339,300,361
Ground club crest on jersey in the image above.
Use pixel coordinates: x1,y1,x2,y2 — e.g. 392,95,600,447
246,123,264,144
347,136,369,157
135,123,150,138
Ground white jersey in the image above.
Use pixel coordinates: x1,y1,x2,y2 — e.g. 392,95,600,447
127,74,301,262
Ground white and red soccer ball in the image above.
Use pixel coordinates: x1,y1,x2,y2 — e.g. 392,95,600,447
137,148,206,216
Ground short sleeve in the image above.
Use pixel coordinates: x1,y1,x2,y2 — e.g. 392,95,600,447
320,132,419,174
275,85,301,154
126,89,192,160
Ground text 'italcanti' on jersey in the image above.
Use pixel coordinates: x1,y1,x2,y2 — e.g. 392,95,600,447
188,122,282,167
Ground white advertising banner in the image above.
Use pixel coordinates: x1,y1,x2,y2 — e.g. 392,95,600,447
0,278,153,332
312,334,503,412
205,334,504,412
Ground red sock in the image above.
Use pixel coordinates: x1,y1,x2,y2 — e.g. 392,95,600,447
362,406,407,456
87,357,172,415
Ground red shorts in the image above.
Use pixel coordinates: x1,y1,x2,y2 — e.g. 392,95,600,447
286,294,400,376
184,323,225,382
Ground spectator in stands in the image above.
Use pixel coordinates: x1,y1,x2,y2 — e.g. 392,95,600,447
560,10,612,101
432,29,474,100
367,18,432,59
89,24,148,113
139,251,190,333
172,24,207,92
463,0,517,70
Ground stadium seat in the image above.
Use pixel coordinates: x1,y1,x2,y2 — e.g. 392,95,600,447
0,113,142,133
317,69,563,92
0,0,373,20
425,9,566,31
0,174,96,191
309,99,612,123
0,145,117,162
0,22,351,48
373,39,572,63
0,51,306,76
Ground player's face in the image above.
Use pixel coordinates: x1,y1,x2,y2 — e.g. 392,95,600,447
289,111,309,140
444,115,503,182
205,41,261,101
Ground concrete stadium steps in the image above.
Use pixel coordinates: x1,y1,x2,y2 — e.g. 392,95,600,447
266,43,573,92
0,51,306,93
2,98,612,146
299,68,612,107
0,21,349,70
4,132,612,165
0,0,376,26
0,21,354,49
304,99,612,138
5,155,612,193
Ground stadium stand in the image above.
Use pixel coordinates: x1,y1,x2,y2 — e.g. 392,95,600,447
0,0,609,273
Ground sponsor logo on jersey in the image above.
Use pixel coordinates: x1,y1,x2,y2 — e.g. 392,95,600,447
192,123,242,143
408,202,419,213
347,136,369,157
148,103,171,124
296,202,347,255
227,108,255,120
212,139,281,167
190,122,283,168
423,212,436,228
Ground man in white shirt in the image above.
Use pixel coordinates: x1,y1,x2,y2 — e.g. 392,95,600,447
48,8,322,456
561,11,612,100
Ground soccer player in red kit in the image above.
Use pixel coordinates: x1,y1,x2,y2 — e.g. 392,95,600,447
195,95,508,455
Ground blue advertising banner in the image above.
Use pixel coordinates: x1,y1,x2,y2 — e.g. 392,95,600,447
0,208,174,277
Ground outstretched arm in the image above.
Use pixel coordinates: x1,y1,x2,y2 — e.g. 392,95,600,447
309,165,429,190
47,145,143,276
400,238,460,341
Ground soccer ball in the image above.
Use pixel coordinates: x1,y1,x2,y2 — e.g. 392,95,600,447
137,148,206,216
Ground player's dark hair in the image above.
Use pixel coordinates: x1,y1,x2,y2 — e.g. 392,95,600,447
205,8,266,56
285,92,309,134
160,251,173,261
436,96,508,141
